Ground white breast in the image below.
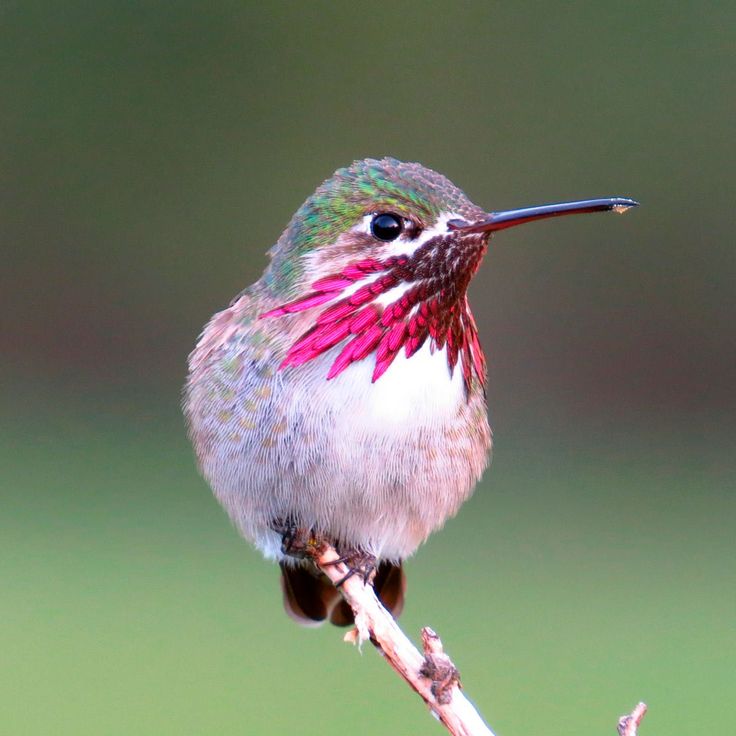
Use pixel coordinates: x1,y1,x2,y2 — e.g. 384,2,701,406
329,341,466,433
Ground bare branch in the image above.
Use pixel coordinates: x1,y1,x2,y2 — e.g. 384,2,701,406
618,703,648,736
313,542,647,736
313,543,494,736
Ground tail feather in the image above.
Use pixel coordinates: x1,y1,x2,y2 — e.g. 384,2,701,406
372,560,406,619
280,561,340,625
280,561,406,627
328,597,355,627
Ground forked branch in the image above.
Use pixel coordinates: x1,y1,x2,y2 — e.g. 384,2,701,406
311,542,647,736
313,543,493,736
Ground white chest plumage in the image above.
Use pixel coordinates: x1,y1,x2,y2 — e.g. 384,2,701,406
329,340,466,435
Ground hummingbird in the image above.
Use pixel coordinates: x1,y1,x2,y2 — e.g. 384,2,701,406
184,158,637,626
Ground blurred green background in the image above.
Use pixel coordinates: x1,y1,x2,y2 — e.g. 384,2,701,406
2,2,734,734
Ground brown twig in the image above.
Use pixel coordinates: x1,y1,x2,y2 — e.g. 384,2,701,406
618,703,648,736
313,542,647,736
313,543,494,736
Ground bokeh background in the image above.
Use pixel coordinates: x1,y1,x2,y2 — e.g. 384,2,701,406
2,3,734,734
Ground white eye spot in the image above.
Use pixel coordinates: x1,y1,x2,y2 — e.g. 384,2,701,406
357,214,374,235
352,211,465,258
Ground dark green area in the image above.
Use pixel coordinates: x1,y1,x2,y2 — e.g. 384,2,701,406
2,2,734,734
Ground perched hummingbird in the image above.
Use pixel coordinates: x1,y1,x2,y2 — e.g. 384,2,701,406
184,158,636,626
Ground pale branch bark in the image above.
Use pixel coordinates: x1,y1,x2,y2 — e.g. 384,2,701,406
618,703,648,736
311,542,647,736
313,543,494,736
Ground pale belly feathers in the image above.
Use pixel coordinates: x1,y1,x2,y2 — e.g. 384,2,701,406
187,324,492,562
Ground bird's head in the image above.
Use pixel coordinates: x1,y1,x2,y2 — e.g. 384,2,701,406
261,157,636,389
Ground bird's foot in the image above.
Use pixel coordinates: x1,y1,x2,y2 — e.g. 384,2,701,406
272,518,324,560
322,547,377,587
272,519,376,587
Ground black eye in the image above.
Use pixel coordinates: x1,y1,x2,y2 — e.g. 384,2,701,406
370,213,403,242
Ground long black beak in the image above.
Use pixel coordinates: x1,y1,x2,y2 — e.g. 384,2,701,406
448,197,639,234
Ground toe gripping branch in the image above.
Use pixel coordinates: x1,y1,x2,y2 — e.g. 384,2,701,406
273,518,377,587
274,518,323,559
320,548,377,587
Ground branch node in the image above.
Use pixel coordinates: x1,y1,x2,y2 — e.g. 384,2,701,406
343,628,359,645
353,608,370,646
312,540,640,736
419,627,462,704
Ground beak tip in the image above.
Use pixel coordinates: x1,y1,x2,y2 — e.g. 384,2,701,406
610,197,640,214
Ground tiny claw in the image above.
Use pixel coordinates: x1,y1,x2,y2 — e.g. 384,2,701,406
324,548,377,587
334,568,359,588
272,518,322,559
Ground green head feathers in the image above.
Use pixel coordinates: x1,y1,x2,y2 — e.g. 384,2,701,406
264,157,481,293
